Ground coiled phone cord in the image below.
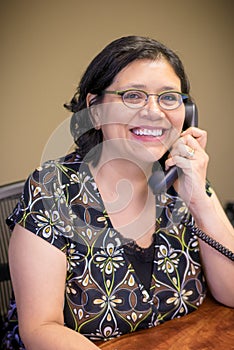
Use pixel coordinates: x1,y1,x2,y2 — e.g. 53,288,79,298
183,220,234,262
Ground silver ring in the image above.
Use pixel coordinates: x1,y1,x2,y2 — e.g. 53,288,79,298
186,147,195,158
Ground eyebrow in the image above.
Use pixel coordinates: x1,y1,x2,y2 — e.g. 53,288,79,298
118,84,180,91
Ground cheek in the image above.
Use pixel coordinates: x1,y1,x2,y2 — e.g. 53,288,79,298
168,106,185,132
101,123,128,142
98,103,136,132
100,123,113,141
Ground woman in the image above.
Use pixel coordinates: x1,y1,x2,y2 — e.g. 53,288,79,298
2,36,234,350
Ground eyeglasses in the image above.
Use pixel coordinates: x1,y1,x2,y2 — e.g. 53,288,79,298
103,89,188,110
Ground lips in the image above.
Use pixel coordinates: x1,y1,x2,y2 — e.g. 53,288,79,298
131,127,164,137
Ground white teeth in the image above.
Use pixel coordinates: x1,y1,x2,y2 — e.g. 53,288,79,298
133,128,163,137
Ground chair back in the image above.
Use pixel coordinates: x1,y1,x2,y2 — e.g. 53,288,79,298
0,181,24,323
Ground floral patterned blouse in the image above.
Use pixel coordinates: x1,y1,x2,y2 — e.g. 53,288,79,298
2,151,206,349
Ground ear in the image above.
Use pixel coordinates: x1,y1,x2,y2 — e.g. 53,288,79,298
86,93,101,129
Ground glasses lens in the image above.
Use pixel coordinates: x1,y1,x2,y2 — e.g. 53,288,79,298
123,90,146,108
159,92,182,110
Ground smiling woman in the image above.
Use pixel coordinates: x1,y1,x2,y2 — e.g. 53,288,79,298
86,58,186,168
2,36,234,350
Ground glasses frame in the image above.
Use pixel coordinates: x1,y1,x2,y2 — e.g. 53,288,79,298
103,89,189,110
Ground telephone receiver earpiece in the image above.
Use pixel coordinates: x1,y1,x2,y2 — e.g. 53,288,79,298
148,101,198,195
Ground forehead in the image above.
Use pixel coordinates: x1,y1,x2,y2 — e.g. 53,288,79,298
111,58,181,89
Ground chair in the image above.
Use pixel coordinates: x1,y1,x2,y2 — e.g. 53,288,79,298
0,180,25,330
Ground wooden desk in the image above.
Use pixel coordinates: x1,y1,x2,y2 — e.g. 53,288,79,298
98,294,234,350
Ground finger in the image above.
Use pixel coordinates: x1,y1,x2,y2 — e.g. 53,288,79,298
170,138,196,159
180,133,206,153
181,127,207,149
165,155,193,171
166,143,209,172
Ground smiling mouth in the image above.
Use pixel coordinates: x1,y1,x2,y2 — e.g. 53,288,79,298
131,128,164,137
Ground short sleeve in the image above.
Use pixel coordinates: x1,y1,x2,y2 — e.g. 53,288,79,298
6,160,74,252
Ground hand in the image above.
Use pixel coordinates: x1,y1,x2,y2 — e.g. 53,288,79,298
165,127,209,206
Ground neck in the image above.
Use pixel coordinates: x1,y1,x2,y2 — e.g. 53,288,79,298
91,158,152,192
93,144,153,179
89,152,156,246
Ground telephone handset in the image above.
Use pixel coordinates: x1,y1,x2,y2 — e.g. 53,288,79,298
148,101,198,195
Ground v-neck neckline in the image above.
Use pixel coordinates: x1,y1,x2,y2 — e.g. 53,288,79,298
82,160,158,296
85,160,158,247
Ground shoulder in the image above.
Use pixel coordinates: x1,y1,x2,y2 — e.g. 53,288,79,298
7,152,90,231
31,151,83,182
24,151,87,195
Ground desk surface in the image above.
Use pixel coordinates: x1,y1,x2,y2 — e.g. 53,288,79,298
98,294,234,350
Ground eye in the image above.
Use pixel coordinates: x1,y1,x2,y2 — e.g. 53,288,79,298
160,92,179,105
123,90,145,104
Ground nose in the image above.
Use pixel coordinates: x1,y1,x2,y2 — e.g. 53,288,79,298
144,95,165,118
146,94,161,110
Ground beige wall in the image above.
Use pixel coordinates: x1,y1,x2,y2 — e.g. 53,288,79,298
1,0,233,205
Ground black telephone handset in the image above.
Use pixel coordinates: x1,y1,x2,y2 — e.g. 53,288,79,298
148,101,198,194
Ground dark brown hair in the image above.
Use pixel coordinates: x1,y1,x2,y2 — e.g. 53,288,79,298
65,35,190,164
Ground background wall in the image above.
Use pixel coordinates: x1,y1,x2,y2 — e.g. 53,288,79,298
1,0,233,205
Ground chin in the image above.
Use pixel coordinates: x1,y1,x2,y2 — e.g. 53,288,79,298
130,146,166,166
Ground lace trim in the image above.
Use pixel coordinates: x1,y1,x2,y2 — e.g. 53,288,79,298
123,234,156,262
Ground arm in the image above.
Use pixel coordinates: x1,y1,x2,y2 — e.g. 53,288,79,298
189,190,234,307
9,224,100,350
167,127,234,307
